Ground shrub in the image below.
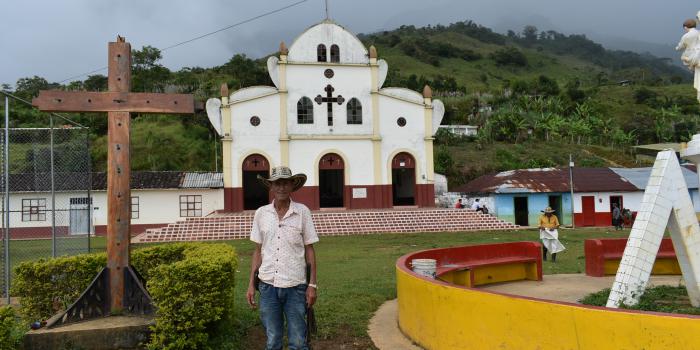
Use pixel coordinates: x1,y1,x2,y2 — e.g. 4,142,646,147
0,306,24,350
12,243,237,349
145,244,236,349
490,48,528,67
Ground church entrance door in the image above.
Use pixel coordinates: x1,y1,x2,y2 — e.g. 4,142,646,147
392,153,416,206
242,154,270,210
319,153,344,208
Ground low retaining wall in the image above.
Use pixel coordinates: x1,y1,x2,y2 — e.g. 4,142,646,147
396,244,700,350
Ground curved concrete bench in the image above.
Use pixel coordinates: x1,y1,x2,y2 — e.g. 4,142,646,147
396,243,700,350
409,242,543,287
585,238,680,277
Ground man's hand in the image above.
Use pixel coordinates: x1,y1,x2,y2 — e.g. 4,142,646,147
306,286,317,308
246,284,257,309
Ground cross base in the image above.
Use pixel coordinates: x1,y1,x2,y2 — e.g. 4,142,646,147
46,266,153,328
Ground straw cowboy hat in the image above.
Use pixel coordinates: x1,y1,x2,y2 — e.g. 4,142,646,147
541,207,556,214
257,166,307,192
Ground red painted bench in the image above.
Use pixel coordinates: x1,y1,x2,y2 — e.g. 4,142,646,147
404,242,543,287
584,238,680,277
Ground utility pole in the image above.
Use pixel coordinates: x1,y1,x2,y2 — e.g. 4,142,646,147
569,154,575,228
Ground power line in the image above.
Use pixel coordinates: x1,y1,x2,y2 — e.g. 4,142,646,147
58,0,308,83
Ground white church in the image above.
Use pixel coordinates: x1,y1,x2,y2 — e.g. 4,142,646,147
206,20,445,211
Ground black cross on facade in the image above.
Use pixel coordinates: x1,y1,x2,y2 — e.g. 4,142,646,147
252,158,261,167
315,84,344,126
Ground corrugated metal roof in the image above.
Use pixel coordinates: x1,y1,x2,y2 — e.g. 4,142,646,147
632,143,682,152
610,167,699,190
4,171,223,192
454,167,638,194
181,172,223,188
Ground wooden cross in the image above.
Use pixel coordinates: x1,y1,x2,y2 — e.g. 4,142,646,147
314,84,344,126
33,36,194,321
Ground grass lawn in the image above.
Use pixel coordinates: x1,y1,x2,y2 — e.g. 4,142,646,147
6,228,630,348
219,227,629,349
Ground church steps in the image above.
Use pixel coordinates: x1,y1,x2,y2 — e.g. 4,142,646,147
132,209,518,243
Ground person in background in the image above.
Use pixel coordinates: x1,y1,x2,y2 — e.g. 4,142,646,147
612,203,623,230
455,198,465,209
471,198,481,211
538,206,566,262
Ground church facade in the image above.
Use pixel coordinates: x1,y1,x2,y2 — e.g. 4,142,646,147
206,20,444,211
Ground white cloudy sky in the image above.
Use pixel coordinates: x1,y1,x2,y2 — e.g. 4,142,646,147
1,0,698,86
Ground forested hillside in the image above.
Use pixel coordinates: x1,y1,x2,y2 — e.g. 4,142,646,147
1,20,696,187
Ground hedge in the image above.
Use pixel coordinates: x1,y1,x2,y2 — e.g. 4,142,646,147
0,306,23,350
12,243,237,349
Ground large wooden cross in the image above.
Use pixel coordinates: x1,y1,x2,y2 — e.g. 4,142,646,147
33,36,194,324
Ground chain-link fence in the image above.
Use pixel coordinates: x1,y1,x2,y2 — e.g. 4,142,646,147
1,93,93,301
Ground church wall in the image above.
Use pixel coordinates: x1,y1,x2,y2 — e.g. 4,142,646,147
289,140,373,186
286,65,373,135
229,94,281,188
377,95,427,184
287,23,369,64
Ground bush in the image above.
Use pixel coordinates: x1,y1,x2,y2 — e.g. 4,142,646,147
490,48,528,67
12,243,237,349
0,307,24,350
146,244,236,349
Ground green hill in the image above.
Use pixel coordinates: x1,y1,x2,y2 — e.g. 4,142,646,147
1,20,697,185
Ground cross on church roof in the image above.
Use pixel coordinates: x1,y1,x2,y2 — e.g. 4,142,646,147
315,84,344,126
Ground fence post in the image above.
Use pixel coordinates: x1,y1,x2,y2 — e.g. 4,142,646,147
4,95,10,304
51,115,56,257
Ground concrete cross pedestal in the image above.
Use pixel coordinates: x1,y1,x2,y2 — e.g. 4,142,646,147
32,36,195,326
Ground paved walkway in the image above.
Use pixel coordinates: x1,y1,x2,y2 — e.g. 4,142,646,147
368,274,685,350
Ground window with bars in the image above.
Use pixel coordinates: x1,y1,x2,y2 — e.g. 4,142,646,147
131,196,140,219
22,198,46,221
180,195,202,217
297,97,314,124
330,44,340,62
317,44,327,62
346,98,362,124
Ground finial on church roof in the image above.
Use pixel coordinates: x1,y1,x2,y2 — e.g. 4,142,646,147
220,83,229,97
369,45,377,59
279,41,288,55
423,85,432,99
117,35,125,43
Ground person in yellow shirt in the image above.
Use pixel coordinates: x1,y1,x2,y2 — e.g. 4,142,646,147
538,207,565,262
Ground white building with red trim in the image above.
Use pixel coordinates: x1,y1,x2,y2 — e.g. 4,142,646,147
206,20,444,212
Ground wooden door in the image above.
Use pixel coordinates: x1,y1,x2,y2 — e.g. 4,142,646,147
582,196,596,226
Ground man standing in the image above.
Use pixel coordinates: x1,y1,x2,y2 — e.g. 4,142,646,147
247,166,319,350
538,206,565,262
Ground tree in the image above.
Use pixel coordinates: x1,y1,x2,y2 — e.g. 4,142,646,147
521,25,539,46
131,46,171,92
490,48,528,67
15,76,58,99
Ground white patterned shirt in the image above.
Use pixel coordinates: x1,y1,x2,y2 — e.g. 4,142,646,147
250,200,319,288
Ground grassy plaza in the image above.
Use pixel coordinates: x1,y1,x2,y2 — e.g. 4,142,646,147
6,227,631,348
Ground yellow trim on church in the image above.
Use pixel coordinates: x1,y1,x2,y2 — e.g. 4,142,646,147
279,56,290,166
424,98,434,183
221,94,232,188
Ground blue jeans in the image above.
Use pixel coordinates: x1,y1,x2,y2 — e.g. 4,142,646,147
259,282,309,350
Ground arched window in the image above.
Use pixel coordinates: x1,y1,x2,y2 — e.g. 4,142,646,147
297,97,314,124
346,98,362,125
330,44,340,62
317,44,327,62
